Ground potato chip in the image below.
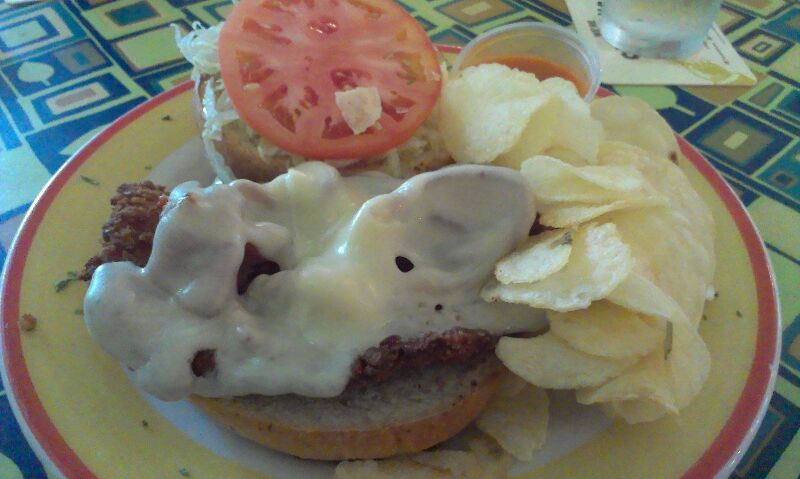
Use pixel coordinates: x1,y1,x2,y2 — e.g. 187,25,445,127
590,96,678,163
414,438,513,479
577,321,710,423
539,196,667,228
335,460,405,479
541,76,582,98
669,322,711,408
496,333,637,389
408,450,482,477
491,98,557,169
520,156,649,204
497,79,604,169
597,141,715,259
495,370,529,398
439,64,550,164
549,301,664,358
599,143,714,325
439,65,603,167
482,223,633,311
465,436,514,479
608,207,712,325
542,146,589,167
606,271,687,324
575,349,676,411
336,454,461,478
599,398,670,424
514,147,667,231
335,435,512,479
495,229,573,284
477,384,549,461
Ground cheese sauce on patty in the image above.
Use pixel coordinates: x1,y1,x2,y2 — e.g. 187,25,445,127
84,162,545,401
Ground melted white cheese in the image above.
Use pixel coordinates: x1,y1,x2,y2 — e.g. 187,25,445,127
84,162,544,401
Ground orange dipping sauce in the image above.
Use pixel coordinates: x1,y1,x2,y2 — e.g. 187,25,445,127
464,55,586,98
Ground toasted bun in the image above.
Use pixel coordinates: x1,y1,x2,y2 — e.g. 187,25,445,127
194,78,293,182
189,356,503,460
194,75,453,183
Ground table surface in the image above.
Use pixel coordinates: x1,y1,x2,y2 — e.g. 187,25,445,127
0,0,798,478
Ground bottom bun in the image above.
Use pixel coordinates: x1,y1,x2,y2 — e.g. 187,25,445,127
189,356,504,460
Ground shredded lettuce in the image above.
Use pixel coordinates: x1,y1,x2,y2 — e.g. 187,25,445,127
173,22,223,80
395,121,447,167
200,80,237,182
257,141,306,167
201,78,239,141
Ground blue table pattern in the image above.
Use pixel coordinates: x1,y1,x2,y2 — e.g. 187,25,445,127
0,1,798,478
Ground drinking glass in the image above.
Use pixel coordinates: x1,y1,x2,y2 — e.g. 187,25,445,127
599,0,724,59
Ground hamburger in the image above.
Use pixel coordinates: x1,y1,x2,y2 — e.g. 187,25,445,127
81,162,545,460
83,0,551,462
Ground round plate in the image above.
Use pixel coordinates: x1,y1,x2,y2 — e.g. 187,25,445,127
0,54,780,479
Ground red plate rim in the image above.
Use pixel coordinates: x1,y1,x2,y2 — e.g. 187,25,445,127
0,45,780,479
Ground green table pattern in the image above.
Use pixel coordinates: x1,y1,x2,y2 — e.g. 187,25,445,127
0,0,797,478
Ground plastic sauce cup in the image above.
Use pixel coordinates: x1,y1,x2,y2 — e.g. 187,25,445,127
452,22,601,103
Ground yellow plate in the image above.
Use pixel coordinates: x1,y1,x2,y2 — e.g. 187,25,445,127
0,80,780,478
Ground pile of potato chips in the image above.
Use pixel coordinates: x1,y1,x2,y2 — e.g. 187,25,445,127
336,64,715,477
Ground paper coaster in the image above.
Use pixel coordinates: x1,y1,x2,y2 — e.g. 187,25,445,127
565,0,756,86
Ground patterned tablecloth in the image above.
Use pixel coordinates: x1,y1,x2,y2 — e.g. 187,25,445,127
0,0,797,478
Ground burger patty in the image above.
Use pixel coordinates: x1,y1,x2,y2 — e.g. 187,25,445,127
81,182,497,385
80,181,166,281
350,328,496,387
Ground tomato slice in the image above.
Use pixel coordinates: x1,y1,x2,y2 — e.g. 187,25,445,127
218,0,442,160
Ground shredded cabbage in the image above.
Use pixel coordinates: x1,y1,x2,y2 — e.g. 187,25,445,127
201,78,239,140
395,121,447,165
257,141,306,167
200,80,236,182
173,22,223,80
